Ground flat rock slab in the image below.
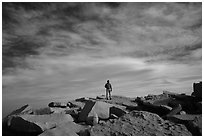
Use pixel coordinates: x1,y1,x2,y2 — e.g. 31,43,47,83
98,95,138,107
39,121,83,136
78,100,112,122
78,100,127,123
90,111,191,136
3,105,33,126
32,107,52,115
7,113,74,134
7,104,33,116
167,114,201,123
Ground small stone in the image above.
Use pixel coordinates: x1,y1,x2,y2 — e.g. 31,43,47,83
180,111,186,115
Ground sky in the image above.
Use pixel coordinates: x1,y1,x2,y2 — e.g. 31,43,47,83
2,2,202,117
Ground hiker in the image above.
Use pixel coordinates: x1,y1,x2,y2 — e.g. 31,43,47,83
105,80,112,100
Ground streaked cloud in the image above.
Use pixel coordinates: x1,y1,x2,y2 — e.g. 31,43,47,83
2,2,202,117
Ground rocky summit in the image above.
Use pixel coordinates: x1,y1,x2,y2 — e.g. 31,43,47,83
2,82,202,136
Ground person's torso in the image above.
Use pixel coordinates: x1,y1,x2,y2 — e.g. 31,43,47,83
105,83,111,89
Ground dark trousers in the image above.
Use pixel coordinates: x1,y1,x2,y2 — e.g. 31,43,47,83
106,89,111,100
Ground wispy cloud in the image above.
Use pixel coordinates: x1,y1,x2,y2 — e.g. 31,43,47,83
2,2,202,116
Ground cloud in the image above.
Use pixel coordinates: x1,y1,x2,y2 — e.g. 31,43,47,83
2,2,202,116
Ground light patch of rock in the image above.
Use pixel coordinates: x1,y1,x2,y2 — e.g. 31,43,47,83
7,113,74,134
39,121,83,136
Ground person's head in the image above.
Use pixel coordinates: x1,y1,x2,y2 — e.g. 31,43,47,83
107,80,109,83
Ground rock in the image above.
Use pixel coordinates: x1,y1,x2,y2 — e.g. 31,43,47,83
97,95,137,109
78,100,127,122
7,113,74,134
75,97,90,102
160,105,173,111
78,129,91,136
166,104,182,116
195,102,202,114
68,101,85,109
110,106,126,117
167,114,202,136
135,97,145,105
48,102,67,108
163,91,178,96
180,111,186,115
92,113,99,125
65,108,79,115
78,101,112,122
126,105,139,111
90,111,191,136
96,95,106,99
99,120,106,125
167,114,201,123
153,98,174,106
39,121,83,136
50,107,70,114
32,107,52,115
2,104,33,132
187,115,202,136
7,104,33,116
140,102,172,116
192,81,202,101
86,112,99,126
8,116,45,134
110,114,119,119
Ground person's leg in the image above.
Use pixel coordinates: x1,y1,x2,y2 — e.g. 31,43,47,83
109,90,111,100
106,89,108,100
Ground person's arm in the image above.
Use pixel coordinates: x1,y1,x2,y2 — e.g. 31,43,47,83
110,84,112,91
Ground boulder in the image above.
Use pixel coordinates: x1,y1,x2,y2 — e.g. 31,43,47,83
48,102,67,108
7,104,33,116
2,104,33,130
8,116,45,135
78,100,112,121
86,112,99,126
167,114,202,136
187,115,202,136
7,113,74,134
78,100,126,122
192,81,202,101
195,102,202,114
140,102,172,116
90,111,191,136
39,121,83,136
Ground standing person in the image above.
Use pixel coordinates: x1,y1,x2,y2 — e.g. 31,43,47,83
105,80,112,100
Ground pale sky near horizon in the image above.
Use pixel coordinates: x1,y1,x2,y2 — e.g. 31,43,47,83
2,2,202,117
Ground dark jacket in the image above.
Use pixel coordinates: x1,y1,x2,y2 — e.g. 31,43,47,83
105,83,112,90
